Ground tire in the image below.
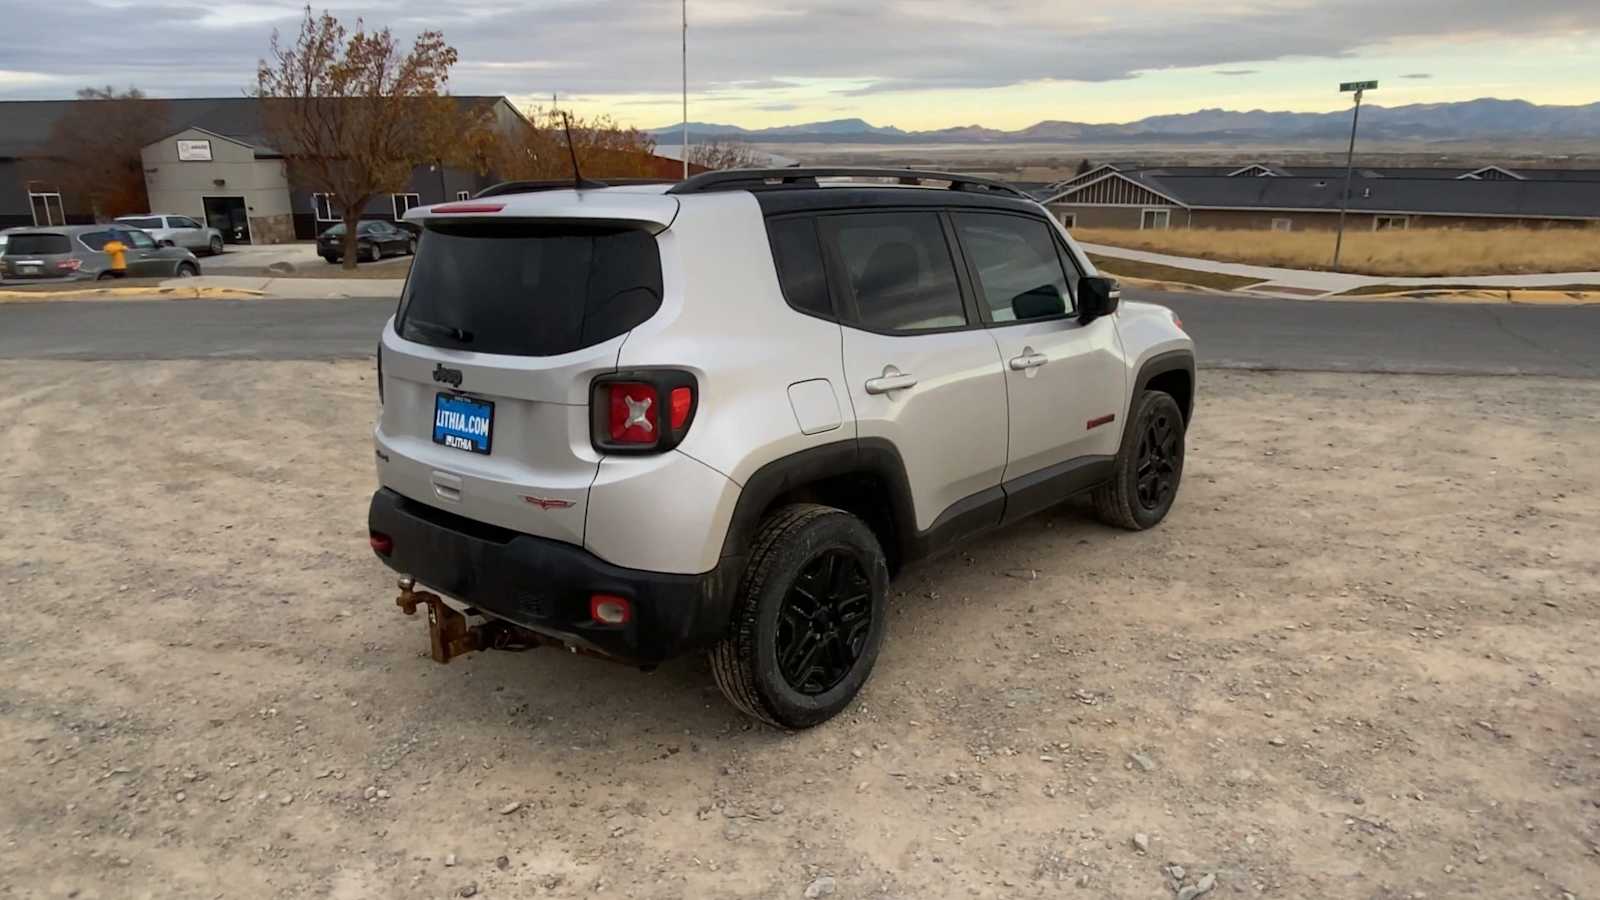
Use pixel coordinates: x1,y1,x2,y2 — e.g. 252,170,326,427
710,504,889,729
96,272,117,281
366,242,381,263
322,255,339,265
405,238,416,256
176,263,198,278
1093,390,1186,530
208,236,224,256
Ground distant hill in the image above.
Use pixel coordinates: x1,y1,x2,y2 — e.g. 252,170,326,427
651,98,1600,145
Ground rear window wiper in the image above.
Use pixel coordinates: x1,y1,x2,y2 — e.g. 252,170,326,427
406,317,475,344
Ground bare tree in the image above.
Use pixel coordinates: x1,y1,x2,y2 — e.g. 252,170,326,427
687,139,768,171
255,7,459,268
39,87,170,220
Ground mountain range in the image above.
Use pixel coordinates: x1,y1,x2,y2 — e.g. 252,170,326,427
651,99,1600,145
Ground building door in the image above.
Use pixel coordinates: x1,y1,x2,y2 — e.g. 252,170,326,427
203,196,252,245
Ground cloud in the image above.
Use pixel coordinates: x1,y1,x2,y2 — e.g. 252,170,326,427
0,0,1594,102
1400,72,1433,79
1214,69,1260,76
756,102,800,112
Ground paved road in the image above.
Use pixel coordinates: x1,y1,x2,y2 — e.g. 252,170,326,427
0,291,1595,377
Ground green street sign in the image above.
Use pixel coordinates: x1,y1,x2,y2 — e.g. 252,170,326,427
1340,80,1379,92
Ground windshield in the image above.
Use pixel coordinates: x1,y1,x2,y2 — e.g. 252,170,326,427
118,217,163,229
396,222,663,357
320,224,347,237
4,234,72,255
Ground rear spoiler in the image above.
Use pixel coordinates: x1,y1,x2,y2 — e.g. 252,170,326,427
404,191,680,234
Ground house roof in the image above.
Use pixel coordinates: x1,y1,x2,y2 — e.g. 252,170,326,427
1040,163,1600,219
0,95,512,160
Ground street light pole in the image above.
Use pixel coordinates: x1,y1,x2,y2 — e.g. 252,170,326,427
1332,79,1377,273
681,0,688,180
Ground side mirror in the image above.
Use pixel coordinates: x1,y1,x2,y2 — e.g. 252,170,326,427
1078,276,1121,323
1011,283,1066,320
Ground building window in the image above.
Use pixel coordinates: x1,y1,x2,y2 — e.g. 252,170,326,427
1057,211,1077,229
1373,215,1409,232
456,191,471,202
1140,208,1171,230
392,193,421,219
28,191,65,226
1271,218,1293,233
311,193,337,222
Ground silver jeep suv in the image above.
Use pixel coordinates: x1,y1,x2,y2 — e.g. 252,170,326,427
368,168,1194,728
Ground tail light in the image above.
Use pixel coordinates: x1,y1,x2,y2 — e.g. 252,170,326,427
57,258,82,271
591,371,698,453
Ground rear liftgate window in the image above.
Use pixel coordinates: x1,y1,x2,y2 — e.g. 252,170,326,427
396,223,663,357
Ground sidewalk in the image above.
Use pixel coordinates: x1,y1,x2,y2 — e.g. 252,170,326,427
1080,242,1600,298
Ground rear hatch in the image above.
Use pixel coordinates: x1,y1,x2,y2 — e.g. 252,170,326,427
1,232,78,279
376,191,677,547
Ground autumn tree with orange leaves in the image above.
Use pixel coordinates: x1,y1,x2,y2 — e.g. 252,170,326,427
255,7,461,268
39,87,169,220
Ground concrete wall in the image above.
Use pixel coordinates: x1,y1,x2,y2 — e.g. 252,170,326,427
141,128,293,242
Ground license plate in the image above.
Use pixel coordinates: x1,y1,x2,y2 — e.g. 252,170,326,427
18,265,39,276
433,393,494,454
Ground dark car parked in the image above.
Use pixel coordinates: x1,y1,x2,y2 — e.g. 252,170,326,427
318,220,416,264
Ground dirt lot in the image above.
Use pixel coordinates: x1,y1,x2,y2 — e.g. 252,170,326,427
1,362,1597,900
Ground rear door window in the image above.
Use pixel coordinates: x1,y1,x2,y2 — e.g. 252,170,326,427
119,217,163,230
397,223,663,357
818,212,967,333
5,234,71,255
79,231,118,251
766,217,833,318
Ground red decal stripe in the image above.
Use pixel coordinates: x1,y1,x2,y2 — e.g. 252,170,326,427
1086,413,1116,430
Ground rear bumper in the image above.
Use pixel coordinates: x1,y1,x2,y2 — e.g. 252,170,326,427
368,488,739,664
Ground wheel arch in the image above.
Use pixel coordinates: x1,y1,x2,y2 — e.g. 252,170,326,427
718,438,917,575
1133,349,1195,423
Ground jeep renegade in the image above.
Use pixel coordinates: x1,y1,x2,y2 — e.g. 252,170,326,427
368,168,1195,728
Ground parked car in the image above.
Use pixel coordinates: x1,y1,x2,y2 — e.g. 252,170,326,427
0,227,20,280
0,225,201,282
318,220,416,264
115,214,226,256
366,168,1194,729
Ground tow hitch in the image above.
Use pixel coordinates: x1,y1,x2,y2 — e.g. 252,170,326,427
395,576,542,663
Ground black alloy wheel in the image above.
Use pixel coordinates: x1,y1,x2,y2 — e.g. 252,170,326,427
1135,408,1181,510
776,549,873,694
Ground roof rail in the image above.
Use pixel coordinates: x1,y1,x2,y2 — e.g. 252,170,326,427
666,167,1031,199
474,177,677,198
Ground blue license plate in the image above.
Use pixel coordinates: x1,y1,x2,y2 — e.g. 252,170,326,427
433,393,494,454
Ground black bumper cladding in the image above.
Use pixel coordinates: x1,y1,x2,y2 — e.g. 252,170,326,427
367,489,736,664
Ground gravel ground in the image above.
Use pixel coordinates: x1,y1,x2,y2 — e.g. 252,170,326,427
1,362,1596,900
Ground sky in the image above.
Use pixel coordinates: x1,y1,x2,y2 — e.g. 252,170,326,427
0,0,1596,130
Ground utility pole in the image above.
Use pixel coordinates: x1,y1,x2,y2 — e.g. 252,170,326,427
682,0,689,180
1332,80,1377,273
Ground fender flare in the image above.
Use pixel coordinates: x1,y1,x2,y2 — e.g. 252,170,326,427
717,438,918,566
1132,349,1196,421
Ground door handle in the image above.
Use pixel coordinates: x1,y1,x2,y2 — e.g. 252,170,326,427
1009,349,1048,370
864,366,918,395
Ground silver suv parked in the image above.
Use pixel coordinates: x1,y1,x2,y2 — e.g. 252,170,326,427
0,225,202,282
115,214,227,256
368,168,1194,728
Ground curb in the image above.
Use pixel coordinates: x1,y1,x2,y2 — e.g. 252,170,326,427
0,286,267,302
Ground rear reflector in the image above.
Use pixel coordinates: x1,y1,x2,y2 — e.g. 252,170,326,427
430,202,504,214
369,532,393,556
607,382,658,444
669,386,693,430
590,594,632,625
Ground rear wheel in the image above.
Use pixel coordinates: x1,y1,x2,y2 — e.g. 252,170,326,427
322,255,339,265
176,263,198,278
1093,390,1185,530
710,504,888,729
96,271,117,281
208,236,224,256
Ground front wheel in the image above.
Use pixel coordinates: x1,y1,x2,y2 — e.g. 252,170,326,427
366,242,381,263
175,263,199,278
1093,390,1186,530
208,236,224,256
710,504,888,729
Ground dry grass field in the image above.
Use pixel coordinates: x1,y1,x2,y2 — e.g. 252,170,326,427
1073,226,1600,277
